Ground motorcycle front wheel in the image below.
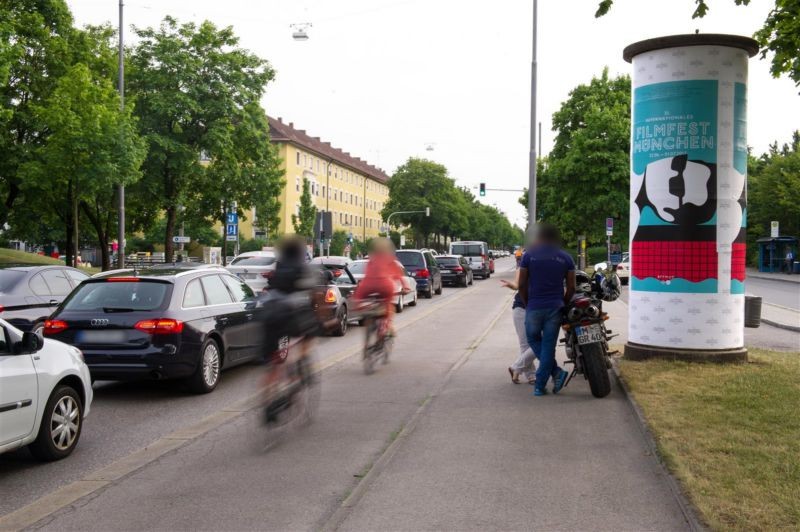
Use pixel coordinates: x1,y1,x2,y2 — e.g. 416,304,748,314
581,343,611,398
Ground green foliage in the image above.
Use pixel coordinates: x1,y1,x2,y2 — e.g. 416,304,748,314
538,69,630,246
291,178,317,239
127,16,282,261
747,131,800,263
329,230,348,256
238,237,270,253
596,0,800,89
0,0,74,228
383,158,522,249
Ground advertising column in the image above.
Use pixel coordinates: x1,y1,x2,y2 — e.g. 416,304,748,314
623,34,758,362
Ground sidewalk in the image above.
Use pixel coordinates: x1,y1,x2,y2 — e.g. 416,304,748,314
337,300,690,531
747,267,800,284
761,303,800,332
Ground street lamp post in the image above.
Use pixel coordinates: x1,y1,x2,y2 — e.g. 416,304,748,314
528,0,538,227
117,0,125,268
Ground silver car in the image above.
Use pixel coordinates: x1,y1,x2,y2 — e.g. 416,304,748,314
225,250,277,292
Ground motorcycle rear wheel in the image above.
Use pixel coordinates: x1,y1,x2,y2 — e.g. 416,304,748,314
581,343,611,398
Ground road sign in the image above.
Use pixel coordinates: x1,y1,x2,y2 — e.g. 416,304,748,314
172,236,191,243
225,235,237,242
606,217,614,236
771,220,779,238
226,212,238,225
226,224,238,237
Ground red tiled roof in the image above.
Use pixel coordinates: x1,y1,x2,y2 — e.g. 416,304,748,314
268,116,389,184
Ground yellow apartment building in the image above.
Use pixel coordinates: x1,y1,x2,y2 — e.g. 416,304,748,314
235,117,390,242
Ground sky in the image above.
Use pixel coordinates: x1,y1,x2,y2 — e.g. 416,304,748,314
67,0,799,227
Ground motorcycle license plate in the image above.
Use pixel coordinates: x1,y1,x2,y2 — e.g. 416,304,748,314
575,324,604,345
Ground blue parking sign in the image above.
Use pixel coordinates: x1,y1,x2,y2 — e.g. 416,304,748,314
226,224,238,236
226,212,238,225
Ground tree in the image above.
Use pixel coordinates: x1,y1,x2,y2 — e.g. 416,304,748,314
128,17,282,261
21,59,144,268
747,131,800,262
291,178,316,239
536,69,631,246
596,0,800,89
0,0,74,229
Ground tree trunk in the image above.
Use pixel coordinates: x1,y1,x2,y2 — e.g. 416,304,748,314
0,181,20,229
72,185,80,268
164,205,177,263
81,200,111,271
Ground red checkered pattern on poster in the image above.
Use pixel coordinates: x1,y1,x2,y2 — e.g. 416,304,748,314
631,241,747,282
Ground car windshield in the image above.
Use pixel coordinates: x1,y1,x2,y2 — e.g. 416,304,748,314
62,280,170,311
396,252,424,268
349,261,367,275
437,257,459,266
0,270,24,293
451,244,483,257
230,255,276,266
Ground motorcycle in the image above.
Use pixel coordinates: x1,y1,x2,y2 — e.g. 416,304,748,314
559,270,620,398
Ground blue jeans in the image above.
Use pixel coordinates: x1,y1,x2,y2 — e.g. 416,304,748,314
525,307,563,389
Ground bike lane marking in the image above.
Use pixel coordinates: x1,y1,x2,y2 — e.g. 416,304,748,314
0,282,486,532
320,291,514,532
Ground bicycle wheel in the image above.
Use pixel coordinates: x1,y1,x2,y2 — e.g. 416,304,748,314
363,318,378,375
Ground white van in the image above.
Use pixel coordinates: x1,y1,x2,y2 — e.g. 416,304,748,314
449,241,491,279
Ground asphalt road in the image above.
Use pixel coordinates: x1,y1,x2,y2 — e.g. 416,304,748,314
744,276,800,310
0,262,491,518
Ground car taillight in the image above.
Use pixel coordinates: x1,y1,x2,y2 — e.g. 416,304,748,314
261,270,274,279
0,304,4,313
107,277,139,282
416,269,430,278
452,266,463,272
44,319,68,335
333,269,343,278
134,318,184,334
324,288,337,303
617,264,625,270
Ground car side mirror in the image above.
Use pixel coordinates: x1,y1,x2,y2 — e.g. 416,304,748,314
17,330,44,354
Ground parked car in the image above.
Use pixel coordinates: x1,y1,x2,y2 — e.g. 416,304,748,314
0,318,93,461
309,257,364,335
395,250,442,299
594,259,630,286
450,241,492,279
0,265,90,333
436,255,473,287
348,259,417,312
225,250,277,293
44,266,263,393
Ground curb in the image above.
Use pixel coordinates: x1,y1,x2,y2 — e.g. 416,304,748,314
761,318,800,333
610,361,707,532
747,273,800,285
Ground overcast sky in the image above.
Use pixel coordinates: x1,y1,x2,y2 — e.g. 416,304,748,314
68,0,799,227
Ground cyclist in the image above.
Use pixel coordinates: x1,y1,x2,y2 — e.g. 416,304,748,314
354,238,404,337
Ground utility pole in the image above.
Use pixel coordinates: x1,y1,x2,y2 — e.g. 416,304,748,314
528,0,538,226
117,0,126,269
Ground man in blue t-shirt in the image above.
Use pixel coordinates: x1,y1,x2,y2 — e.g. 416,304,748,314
518,224,575,396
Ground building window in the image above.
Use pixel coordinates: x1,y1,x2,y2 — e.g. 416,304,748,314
296,177,300,191
339,213,343,224
322,186,326,198
296,152,300,165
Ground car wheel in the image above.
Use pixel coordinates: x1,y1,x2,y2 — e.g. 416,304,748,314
29,385,83,461
424,286,433,299
409,291,417,306
189,338,222,394
32,322,44,335
334,306,348,336
396,293,404,313
434,280,442,295
469,274,473,285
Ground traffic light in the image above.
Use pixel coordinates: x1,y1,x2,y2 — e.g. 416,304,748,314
479,183,486,196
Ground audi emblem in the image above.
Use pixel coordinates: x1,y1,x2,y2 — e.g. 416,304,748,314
90,319,109,327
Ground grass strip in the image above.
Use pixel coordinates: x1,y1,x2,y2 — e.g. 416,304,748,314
619,349,800,531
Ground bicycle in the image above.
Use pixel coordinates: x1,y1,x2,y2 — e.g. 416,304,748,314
258,336,320,450
361,296,394,375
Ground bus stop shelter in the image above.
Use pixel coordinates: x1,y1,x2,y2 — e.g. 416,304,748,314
757,236,798,273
